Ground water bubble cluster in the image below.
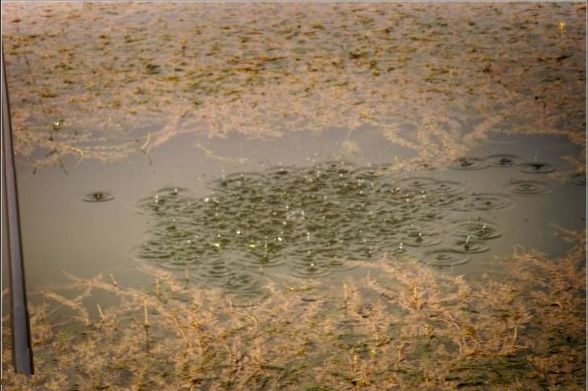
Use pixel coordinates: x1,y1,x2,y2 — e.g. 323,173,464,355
137,155,557,293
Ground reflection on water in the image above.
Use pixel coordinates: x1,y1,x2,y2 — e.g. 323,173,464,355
137,148,584,296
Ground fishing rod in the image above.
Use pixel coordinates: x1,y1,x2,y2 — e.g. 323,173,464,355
2,49,34,376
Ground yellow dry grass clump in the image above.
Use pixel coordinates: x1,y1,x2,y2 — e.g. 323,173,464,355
2,231,585,390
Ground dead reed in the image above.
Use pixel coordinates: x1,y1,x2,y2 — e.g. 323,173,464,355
2,231,585,390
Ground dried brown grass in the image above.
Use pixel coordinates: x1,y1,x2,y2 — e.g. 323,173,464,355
2,231,585,390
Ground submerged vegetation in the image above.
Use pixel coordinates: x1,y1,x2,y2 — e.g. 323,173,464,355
2,230,585,390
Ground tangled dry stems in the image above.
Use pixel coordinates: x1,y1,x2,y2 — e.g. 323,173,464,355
2,231,585,390
2,3,585,170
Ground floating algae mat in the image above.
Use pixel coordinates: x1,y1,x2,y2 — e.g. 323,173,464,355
137,148,585,296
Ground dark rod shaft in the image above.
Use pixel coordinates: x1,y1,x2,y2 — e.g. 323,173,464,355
2,50,34,376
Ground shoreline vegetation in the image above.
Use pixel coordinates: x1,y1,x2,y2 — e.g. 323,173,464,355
2,229,585,390
1,3,585,171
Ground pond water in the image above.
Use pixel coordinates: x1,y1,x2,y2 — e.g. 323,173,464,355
1,3,586,389
1,3,586,289
1,1,585,299
12,129,586,300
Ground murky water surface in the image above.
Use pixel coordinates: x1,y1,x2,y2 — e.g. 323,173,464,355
1,3,585,298
0,5,585,389
135,134,585,297
11,129,586,300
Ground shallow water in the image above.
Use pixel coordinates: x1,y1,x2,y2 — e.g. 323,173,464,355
1,5,585,390
12,129,585,299
1,2,585,299
137,134,585,296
